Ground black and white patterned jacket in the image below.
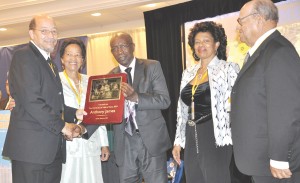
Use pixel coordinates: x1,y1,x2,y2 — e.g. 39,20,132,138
174,56,240,147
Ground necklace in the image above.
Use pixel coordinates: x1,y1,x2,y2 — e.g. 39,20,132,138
188,68,208,154
191,69,208,120
63,70,82,107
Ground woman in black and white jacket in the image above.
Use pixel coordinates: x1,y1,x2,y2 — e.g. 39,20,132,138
172,21,240,183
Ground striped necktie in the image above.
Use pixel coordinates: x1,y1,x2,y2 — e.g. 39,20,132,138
244,52,250,65
124,67,135,135
47,57,56,77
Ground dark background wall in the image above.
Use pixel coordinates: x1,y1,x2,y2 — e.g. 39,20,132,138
144,0,284,157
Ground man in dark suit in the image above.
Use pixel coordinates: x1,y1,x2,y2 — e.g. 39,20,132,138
230,0,300,182
2,14,83,183
84,32,171,183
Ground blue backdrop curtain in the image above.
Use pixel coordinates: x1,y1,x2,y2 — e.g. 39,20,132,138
0,36,87,98
0,45,26,98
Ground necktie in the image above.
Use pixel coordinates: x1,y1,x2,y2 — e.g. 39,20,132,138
125,67,132,86
243,52,250,65
124,67,135,135
47,57,56,77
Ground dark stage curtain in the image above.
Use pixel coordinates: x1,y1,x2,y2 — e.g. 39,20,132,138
144,0,251,158
144,0,284,182
144,0,284,156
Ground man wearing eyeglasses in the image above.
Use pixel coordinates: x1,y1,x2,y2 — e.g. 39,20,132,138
83,32,171,183
2,14,84,183
230,0,300,183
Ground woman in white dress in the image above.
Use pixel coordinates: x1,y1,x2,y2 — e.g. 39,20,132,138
59,38,110,183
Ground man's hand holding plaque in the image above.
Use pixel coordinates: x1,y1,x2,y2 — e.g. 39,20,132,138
121,82,138,103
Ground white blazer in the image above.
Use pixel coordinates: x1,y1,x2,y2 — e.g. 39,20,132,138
174,56,240,147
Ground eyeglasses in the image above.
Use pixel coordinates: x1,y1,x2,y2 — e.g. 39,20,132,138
64,52,83,59
34,29,58,36
237,13,258,25
111,43,132,53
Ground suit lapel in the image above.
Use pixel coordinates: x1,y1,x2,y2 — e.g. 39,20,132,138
133,59,143,90
110,59,143,90
234,31,281,85
235,51,260,84
110,67,121,74
29,42,62,89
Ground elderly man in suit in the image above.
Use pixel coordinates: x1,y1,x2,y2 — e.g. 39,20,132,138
230,0,300,183
84,32,171,183
111,32,171,183
2,14,84,183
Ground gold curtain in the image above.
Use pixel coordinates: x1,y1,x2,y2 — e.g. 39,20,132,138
86,28,147,76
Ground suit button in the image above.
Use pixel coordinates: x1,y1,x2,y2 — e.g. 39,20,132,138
58,92,62,95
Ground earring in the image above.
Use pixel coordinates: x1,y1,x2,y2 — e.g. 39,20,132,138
193,52,200,61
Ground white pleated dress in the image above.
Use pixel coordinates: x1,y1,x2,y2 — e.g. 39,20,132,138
59,73,109,183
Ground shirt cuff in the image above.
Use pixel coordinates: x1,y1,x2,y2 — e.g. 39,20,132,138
270,159,289,169
77,123,87,134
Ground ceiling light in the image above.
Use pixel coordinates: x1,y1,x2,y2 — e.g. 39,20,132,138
91,13,101,17
0,28,7,31
146,4,156,8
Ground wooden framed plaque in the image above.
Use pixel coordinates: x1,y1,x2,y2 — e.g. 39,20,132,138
83,73,127,124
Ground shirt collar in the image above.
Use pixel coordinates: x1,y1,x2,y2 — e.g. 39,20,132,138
248,28,276,56
208,55,219,67
30,40,50,60
119,57,136,73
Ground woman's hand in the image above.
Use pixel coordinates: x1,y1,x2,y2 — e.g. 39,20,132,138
6,97,15,110
101,146,110,161
172,145,182,165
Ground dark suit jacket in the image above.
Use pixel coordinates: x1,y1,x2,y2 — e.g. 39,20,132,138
231,30,300,176
0,97,9,110
2,42,76,164
84,58,172,166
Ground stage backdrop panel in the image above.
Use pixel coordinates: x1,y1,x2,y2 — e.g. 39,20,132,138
183,0,300,69
0,110,11,183
0,36,87,99
0,36,87,183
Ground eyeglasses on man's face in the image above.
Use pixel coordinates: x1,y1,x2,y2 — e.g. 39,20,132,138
111,43,132,53
34,29,58,36
237,13,258,26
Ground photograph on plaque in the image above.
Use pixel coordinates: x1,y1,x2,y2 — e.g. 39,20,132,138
83,73,127,124
89,78,121,101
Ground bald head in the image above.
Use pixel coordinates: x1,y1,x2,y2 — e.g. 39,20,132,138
237,0,278,46
246,0,278,23
110,32,135,67
110,33,133,46
28,14,58,53
29,14,55,30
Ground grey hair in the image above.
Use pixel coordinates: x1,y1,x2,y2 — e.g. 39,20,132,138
252,0,279,23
